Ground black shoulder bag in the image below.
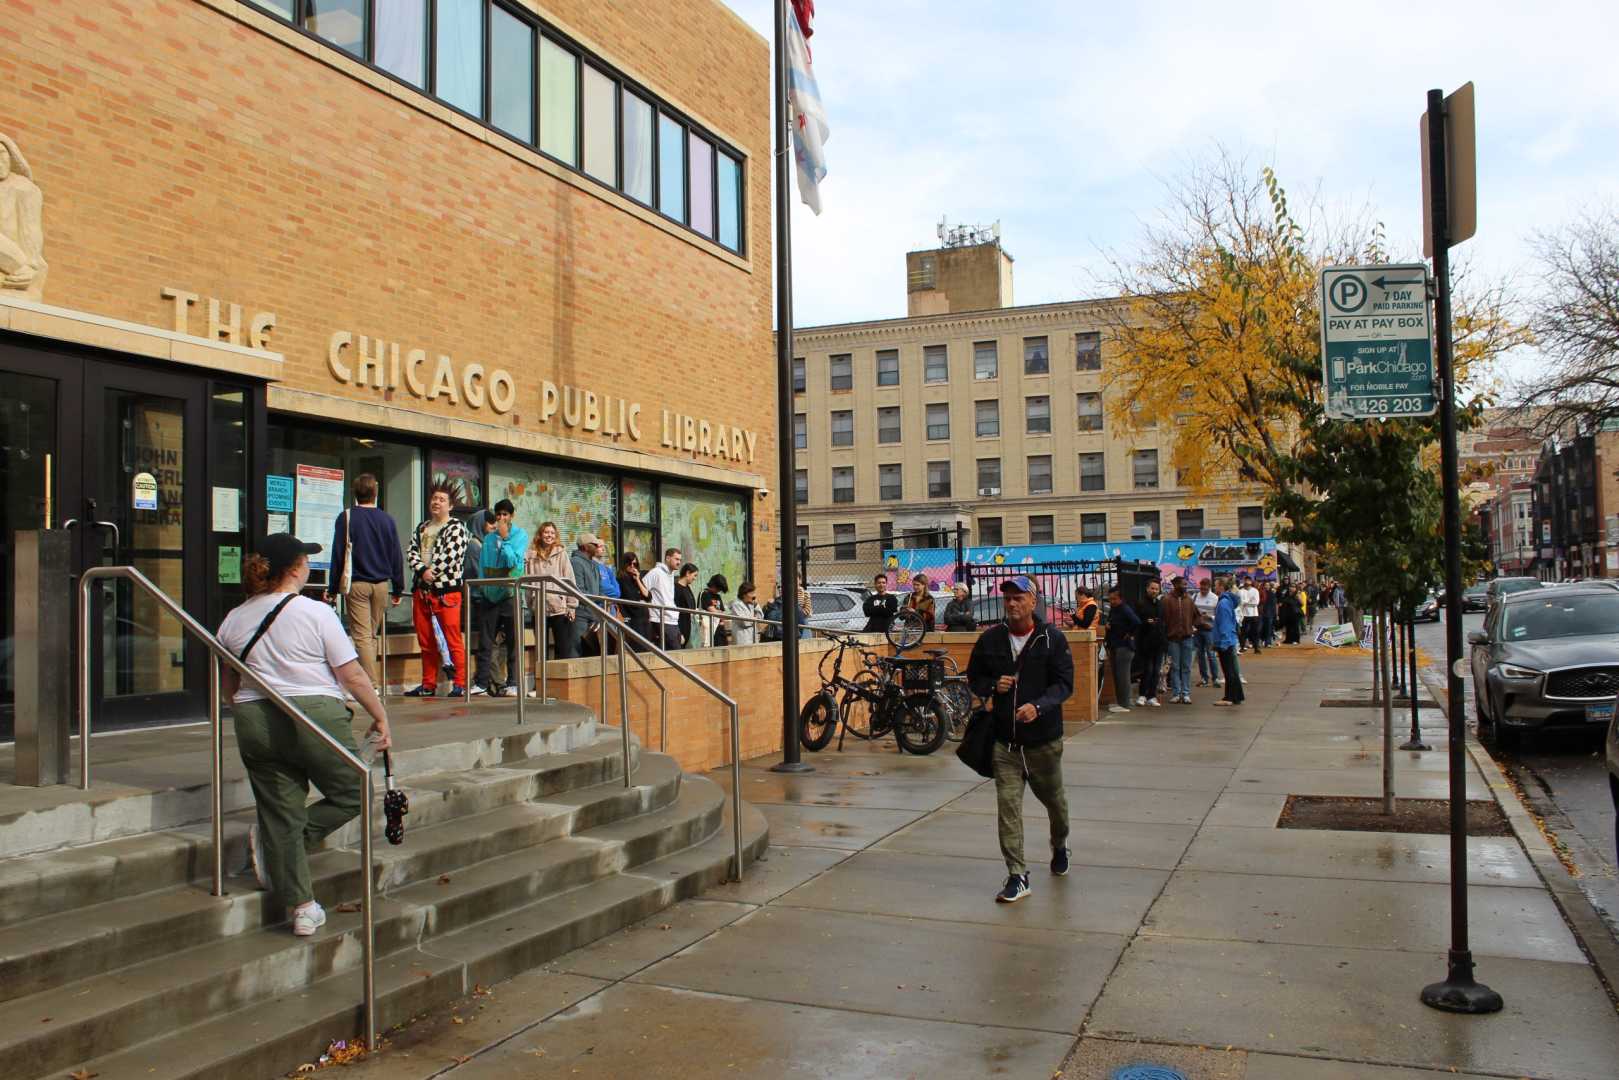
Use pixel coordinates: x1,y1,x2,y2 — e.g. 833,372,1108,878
956,627,1036,779
239,595,296,663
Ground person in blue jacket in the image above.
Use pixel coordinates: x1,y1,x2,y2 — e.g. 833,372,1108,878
475,499,528,696
1213,577,1244,706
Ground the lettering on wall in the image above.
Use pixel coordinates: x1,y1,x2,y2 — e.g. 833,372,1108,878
160,286,757,463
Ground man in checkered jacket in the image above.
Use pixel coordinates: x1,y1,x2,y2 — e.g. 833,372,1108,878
404,486,471,697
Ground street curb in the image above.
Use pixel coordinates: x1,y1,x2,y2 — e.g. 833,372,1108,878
1416,665,1619,1008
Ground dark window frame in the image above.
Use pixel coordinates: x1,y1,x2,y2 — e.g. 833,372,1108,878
829,354,853,392
829,409,854,447
1081,512,1108,542
1025,395,1051,435
875,349,900,387
1023,335,1049,375
1028,514,1055,544
1078,451,1105,492
878,463,903,502
833,524,857,561
925,402,950,441
831,466,855,504
1076,392,1104,432
876,406,902,445
927,460,952,499
1027,454,1053,495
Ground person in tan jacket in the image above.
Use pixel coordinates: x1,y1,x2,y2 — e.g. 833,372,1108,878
526,521,578,660
1161,575,1199,704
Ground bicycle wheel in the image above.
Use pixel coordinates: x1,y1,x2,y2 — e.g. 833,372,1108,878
840,672,883,740
886,607,925,652
799,691,837,752
895,700,947,755
937,677,973,742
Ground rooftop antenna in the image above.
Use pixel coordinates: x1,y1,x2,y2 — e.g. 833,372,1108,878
936,217,1001,249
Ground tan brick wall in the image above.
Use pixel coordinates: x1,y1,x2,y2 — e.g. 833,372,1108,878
1,0,778,586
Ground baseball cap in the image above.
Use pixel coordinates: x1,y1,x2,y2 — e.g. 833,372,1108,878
999,575,1037,595
259,533,321,577
578,532,602,547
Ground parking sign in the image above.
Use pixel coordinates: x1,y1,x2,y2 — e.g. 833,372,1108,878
1320,264,1436,419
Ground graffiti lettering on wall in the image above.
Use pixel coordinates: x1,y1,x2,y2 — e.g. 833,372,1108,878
881,539,1283,589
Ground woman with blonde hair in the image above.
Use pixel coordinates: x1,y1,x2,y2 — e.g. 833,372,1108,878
216,534,390,937
526,521,578,660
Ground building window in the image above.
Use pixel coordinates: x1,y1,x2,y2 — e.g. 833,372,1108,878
876,349,900,387
974,341,999,380
1082,512,1108,542
1029,515,1055,544
1026,395,1051,435
792,357,806,394
1023,336,1049,374
830,410,854,447
1027,455,1053,495
832,467,855,503
688,131,716,238
1079,452,1105,492
1075,331,1101,371
1133,511,1161,540
879,463,903,501
1132,449,1159,490
834,524,857,561
717,152,742,252
794,468,808,504
657,111,685,222
434,0,483,115
540,38,579,165
622,90,654,204
374,0,426,86
1077,392,1103,432
926,403,950,440
1177,509,1205,538
928,460,952,498
1130,400,1157,429
877,406,901,444
582,64,617,184
880,520,894,544
795,524,810,551
1239,505,1264,536
979,517,1004,546
793,412,807,450
488,8,535,141
829,354,853,391
924,344,949,383
977,458,1002,495
975,399,1000,438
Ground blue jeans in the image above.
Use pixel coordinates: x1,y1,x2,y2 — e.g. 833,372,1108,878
1166,637,1195,698
1194,629,1219,682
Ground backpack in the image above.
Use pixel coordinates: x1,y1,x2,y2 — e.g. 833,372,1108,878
760,598,783,642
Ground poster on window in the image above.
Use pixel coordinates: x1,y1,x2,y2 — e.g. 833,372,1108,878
295,464,344,570
429,450,483,513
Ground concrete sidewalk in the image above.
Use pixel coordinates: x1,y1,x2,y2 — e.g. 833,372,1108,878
345,648,1619,1080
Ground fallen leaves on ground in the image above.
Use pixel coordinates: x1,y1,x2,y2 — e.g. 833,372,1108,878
66,1070,98,1080
333,901,361,913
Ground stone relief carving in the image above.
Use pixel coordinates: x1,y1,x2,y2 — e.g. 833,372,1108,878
0,132,47,301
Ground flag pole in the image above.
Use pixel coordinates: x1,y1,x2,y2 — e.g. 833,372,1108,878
771,0,811,774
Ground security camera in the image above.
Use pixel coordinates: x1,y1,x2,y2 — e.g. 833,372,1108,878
757,486,770,500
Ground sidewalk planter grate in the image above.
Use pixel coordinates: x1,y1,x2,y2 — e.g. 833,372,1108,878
1111,1066,1188,1080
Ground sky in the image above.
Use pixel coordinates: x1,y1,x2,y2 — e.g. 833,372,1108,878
722,0,1619,389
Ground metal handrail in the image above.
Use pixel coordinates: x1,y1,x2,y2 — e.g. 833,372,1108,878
77,567,378,1051
526,575,748,882
573,590,847,640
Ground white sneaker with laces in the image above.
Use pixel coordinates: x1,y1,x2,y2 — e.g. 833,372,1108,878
1147,698,1161,707
1135,696,1147,706
1108,704,1131,713
292,901,327,937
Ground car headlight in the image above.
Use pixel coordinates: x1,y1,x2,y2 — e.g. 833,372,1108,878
1496,664,1542,680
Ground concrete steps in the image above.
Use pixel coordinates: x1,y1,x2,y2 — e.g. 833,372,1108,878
0,712,766,1080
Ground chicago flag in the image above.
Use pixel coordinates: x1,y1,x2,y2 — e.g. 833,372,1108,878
786,0,829,213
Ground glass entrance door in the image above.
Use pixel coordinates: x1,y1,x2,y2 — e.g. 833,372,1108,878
0,372,62,741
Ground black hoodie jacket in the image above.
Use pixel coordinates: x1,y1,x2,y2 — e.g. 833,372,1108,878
966,617,1075,748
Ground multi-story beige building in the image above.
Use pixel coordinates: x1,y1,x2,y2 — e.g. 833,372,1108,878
790,238,1269,553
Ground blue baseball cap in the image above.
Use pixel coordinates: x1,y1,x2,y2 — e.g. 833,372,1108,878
999,575,1037,595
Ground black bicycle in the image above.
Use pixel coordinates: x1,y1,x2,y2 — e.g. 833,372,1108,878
799,633,947,755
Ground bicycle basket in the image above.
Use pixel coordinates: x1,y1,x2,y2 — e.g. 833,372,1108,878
889,655,943,692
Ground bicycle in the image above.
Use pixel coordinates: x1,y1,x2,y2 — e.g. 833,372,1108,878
799,633,948,755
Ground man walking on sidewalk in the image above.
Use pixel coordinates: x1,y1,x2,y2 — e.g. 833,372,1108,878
966,576,1074,904
1213,577,1245,707
324,473,403,691
1162,575,1197,703
1104,586,1138,714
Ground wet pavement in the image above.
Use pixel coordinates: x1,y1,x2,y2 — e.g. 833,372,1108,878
339,646,1619,1080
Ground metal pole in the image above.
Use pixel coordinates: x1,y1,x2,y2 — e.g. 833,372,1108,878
210,654,224,897
538,580,550,704
769,0,810,776
600,602,610,726
1380,609,1395,815
730,701,744,880
79,577,92,790
361,771,377,1050
513,585,525,725
462,583,472,701
618,621,631,787
1421,85,1502,1015
379,600,388,700
1402,617,1431,751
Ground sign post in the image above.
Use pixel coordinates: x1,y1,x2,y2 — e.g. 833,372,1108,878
1320,265,1436,419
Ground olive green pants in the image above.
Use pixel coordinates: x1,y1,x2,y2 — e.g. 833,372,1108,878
993,738,1070,876
232,695,363,909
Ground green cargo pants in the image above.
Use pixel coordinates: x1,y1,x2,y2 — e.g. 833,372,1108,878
993,738,1070,876
232,694,363,910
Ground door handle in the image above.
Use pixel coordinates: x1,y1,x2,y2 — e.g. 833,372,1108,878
92,520,121,552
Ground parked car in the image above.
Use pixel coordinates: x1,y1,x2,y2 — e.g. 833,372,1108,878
1413,593,1441,623
802,586,871,633
1486,576,1543,611
1460,583,1490,613
1468,583,1619,749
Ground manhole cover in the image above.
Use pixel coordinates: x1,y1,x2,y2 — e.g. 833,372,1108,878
1111,1066,1188,1080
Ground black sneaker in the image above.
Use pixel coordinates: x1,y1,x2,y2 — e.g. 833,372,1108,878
403,685,436,698
1051,847,1071,877
450,685,468,698
995,874,1030,903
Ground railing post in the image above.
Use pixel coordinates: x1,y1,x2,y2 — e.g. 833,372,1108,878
617,621,631,788
462,583,472,701
210,653,224,898
79,573,93,791
379,598,388,700
599,602,610,726
512,583,525,725
954,522,967,586
538,579,550,703
730,701,744,880
361,770,377,1051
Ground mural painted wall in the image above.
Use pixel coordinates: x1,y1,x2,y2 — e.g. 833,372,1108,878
882,538,1283,589
488,458,619,561
660,484,749,601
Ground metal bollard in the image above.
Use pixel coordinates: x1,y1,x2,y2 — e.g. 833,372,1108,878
512,584,525,726
463,583,472,701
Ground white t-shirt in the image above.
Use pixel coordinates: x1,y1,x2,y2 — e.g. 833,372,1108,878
644,563,679,625
1193,590,1219,621
1238,587,1260,619
1008,627,1034,660
217,593,358,703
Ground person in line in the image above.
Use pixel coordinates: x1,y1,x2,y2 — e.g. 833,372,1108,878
570,533,605,655
699,573,728,647
1238,576,1262,654
1104,586,1139,714
1260,582,1279,647
674,564,701,647
729,581,763,645
1162,575,1197,704
617,552,654,648
1279,584,1303,645
1135,579,1166,708
1333,581,1347,625
405,486,470,697
1192,576,1221,688
862,573,899,634
942,583,977,632
218,534,391,937
1070,585,1100,631
472,500,527,696
905,574,936,633
324,473,404,692
526,521,577,660
1213,577,1245,707
593,541,622,640
796,573,814,640
643,548,683,650
463,507,493,692
965,576,1074,905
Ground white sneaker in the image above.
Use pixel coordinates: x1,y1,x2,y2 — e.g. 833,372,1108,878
292,901,327,937
1135,696,1147,706
1108,704,1131,713
1147,698,1161,707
